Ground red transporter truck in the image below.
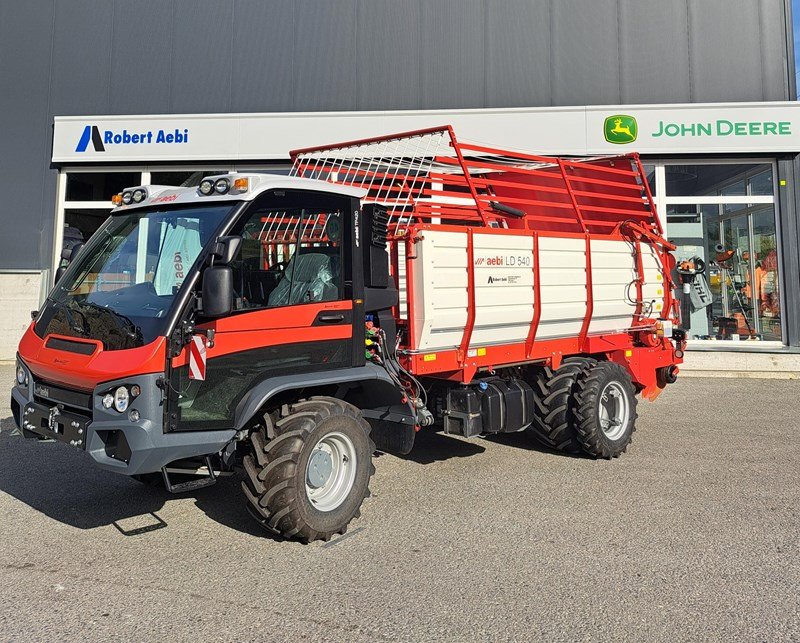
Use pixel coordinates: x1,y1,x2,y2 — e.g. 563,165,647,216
12,127,683,542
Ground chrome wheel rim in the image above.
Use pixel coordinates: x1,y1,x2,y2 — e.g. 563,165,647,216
598,381,629,441
305,432,357,512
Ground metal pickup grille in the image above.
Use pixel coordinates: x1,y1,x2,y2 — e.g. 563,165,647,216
33,381,92,411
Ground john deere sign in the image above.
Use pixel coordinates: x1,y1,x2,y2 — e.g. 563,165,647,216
651,119,792,138
604,115,638,144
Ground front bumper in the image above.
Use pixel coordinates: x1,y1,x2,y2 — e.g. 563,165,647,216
11,371,235,476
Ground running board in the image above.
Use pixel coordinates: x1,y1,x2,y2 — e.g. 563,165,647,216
161,456,217,493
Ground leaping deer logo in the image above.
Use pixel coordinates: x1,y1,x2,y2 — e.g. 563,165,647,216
603,114,637,144
610,118,632,138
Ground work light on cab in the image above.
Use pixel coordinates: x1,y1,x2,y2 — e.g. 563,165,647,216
121,191,133,205
214,178,230,194
198,179,214,195
132,188,147,203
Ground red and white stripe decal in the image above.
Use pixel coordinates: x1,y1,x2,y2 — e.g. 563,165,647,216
188,335,207,381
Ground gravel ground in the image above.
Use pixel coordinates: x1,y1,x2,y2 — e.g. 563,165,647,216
0,363,797,642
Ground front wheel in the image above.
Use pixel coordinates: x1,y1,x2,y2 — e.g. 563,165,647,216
574,361,638,459
241,397,375,543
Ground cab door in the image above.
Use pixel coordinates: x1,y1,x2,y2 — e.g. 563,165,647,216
167,190,363,432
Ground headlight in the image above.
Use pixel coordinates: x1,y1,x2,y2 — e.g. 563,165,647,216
114,386,130,413
16,363,28,386
102,393,114,409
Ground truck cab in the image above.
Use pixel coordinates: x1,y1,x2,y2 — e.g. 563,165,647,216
13,174,406,484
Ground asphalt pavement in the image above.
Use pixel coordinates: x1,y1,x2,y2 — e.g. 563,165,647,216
0,363,797,642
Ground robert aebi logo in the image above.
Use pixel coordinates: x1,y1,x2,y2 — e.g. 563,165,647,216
75,125,190,152
603,114,638,144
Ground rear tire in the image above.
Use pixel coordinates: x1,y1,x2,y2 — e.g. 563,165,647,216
574,361,637,459
241,396,375,543
528,357,597,453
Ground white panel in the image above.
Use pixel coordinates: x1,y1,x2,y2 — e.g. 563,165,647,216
641,244,666,318
411,229,669,353
471,232,535,347
53,101,800,164
412,230,468,351
588,239,637,334
537,236,586,339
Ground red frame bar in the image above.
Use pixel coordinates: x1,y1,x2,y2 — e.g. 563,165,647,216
289,125,451,158
524,232,542,359
459,228,476,365
578,234,594,348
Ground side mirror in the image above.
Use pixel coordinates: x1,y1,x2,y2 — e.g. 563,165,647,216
202,266,233,317
211,236,242,265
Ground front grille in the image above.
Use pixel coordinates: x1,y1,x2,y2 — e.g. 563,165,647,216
33,380,92,412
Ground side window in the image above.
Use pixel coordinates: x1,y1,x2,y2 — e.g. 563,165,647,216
228,193,345,310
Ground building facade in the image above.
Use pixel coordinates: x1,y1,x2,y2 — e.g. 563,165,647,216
0,0,797,359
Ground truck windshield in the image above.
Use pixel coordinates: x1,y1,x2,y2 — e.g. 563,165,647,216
35,204,235,350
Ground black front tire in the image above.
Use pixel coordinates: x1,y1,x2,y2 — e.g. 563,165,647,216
574,361,638,459
241,396,375,543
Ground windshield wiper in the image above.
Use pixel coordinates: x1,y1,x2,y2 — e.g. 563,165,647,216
50,299,88,336
81,301,143,342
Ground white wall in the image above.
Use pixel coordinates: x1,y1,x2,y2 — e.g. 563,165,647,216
0,272,43,361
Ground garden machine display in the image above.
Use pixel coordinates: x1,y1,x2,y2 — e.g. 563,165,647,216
12,126,683,542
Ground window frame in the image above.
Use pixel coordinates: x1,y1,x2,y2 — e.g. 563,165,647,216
645,157,785,346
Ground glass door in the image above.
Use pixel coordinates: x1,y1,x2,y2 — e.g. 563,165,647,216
657,162,783,344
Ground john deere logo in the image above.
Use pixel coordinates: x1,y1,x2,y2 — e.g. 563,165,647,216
604,115,638,144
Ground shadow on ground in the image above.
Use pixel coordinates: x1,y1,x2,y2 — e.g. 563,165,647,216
0,415,270,539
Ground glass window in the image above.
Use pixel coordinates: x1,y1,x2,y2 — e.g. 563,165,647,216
642,163,656,196
66,172,140,201
664,164,770,197
669,202,781,342
150,170,227,187
235,166,293,176
226,192,346,311
39,204,234,350
748,169,773,196
63,208,111,251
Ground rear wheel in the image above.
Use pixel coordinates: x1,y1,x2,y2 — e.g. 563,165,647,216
574,361,637,458
528,357,596,453
241,396,375,543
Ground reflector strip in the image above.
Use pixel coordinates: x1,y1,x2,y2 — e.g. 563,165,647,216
188,335,207,381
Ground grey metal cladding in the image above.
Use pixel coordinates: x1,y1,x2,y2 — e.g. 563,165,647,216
618,0,691,104
110,0,173,114
688,0,765,102
760,0,793,100
420,0,486,109
232,0,296,112
0,0,796,272
171,0,234,113
50,0,113,116
551,0,621,106
293,0,358,111
0,1,57,270
356,0,422,110
485,0,551,107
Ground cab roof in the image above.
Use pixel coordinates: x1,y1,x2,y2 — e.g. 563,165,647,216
111,173,367,213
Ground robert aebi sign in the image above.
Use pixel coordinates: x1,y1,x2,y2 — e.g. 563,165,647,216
76,125,190,153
